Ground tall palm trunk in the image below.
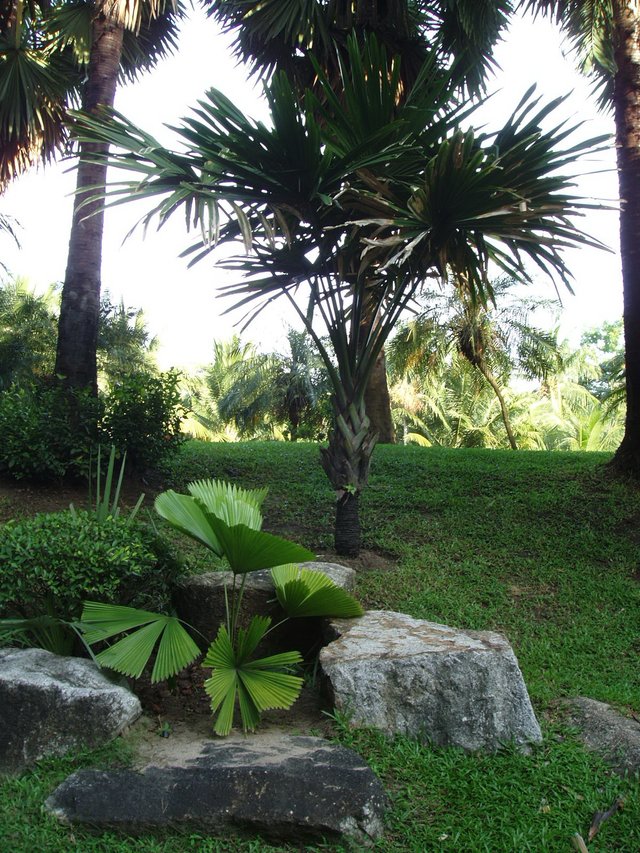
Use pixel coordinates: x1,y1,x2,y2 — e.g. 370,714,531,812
610,0,640,476
54,8,124,392
477,362,518,450
364,347,395,443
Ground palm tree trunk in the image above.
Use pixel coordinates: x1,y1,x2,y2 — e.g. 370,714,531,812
478,362,518,450
364,346,395,443
320,397,377,556
54,8,124,392
610,0,640,476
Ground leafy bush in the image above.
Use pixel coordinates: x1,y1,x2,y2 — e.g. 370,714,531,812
100,370,186,471
0,381,101,480
0,510,180,625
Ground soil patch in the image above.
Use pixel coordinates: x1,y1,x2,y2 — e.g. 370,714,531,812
0,474,153,523
313,548,399,573
129,661,334,768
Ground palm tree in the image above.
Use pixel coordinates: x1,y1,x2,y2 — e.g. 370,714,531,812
200,331,330,441
388,277,562,449
0,0,181,392
72,33,606,554
205,0,514,444
520,1,640,474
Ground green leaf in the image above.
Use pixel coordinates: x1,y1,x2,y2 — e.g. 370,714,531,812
203,619,303,736
207,516,315,574
154,490,223,554
79,601,200,682
271,564,364,618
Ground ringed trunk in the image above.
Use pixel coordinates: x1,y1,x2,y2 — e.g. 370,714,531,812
54,10,124,392
610,1,640,476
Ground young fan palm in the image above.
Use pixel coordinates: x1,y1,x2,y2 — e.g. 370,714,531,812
72,34,606,554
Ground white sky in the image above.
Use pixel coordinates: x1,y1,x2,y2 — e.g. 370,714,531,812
1,8,621,371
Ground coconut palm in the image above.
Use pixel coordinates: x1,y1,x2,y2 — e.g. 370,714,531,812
520,0,640,473
71,33,606,554
388,276,563,449
0,0,182,392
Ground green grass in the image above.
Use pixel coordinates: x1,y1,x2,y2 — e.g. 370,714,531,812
3,441,640,851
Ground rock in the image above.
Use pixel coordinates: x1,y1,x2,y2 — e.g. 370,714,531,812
174,562,357,652
45,733,388,846
560,697,640,777
0,648,141,776
320,610,542,752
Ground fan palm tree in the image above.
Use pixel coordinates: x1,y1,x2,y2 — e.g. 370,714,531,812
520,0,640,474
71,33,606,554
0,0,181,392
388,276,563,449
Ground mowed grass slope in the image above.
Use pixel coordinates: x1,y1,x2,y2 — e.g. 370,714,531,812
1,442,639,851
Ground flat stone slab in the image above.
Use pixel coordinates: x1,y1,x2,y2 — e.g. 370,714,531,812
46,733,388,845
560,697,640,777
0,648,141,776
320,610,542,752
174,561,356,651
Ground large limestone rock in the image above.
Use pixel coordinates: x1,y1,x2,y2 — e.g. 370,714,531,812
560,697,640,777
174,562,356,652
0,648,141,776
320,610,542,752
46,734,388,846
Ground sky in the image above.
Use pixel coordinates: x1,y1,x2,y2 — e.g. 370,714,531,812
1,8,622,372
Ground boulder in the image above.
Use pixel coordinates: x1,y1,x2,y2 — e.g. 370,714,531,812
320,610,542,752
174,562,357,653
560,697,640,777
0,648,141,776
46,733,388,846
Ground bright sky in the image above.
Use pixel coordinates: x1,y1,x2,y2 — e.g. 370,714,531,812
1,8,621,372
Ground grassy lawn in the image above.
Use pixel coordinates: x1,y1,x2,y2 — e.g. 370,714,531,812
1,442,639,851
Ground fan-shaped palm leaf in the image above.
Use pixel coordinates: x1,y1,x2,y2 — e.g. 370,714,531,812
271,564,363,618
79,600,200,682
203,617,303,735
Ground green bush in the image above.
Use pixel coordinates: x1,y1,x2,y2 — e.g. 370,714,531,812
0,510,181,624
0,381,101,480
101,370,186,471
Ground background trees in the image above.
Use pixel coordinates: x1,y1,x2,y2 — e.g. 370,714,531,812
520,0,640,474
0,0,182,392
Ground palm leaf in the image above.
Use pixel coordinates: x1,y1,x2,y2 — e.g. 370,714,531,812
187,478,266,529
79,601,200,682
203,619,303,735
271,564,364,618
206,516,314,574
154,489,223,554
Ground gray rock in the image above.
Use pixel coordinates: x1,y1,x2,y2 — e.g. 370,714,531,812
174,562,357,652
320,610,542,752
0,648,141,776
45,733,388,846
560,697,640,777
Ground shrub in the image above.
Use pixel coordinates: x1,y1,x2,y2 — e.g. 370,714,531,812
0,381,101,480
0,510,181,625
101,370,186,471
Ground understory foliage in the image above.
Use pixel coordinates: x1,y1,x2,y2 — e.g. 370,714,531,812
0,510,180,653
79,478,362,735
0,279,185,478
